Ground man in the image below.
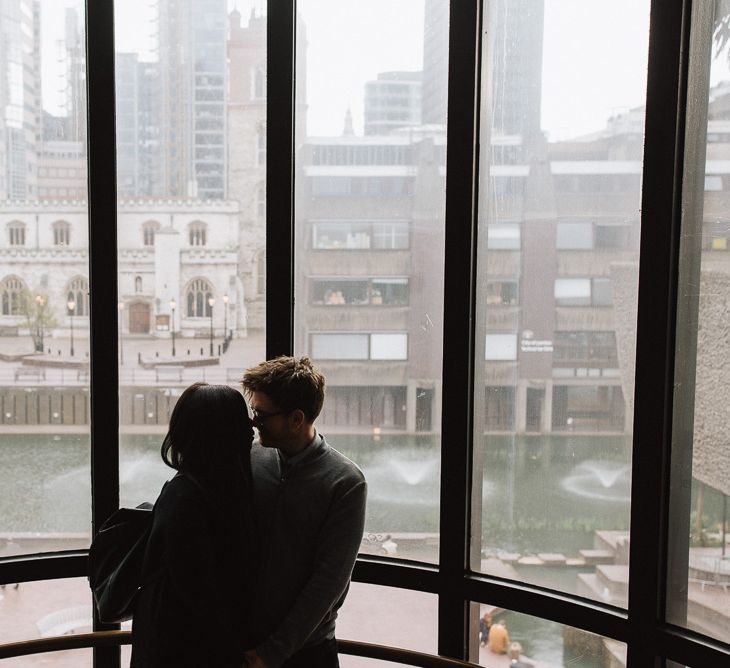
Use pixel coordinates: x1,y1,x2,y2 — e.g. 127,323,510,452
241,356,367,668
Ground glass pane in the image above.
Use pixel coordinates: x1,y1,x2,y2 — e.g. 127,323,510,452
0,0,90,555
666,1,730,641
471,0,650,601
114,0,267,507
469,602,626,668
0,577,92,666
294,0,448,564
338,583,437,668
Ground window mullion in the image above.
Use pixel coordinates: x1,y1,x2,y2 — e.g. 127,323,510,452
438,0,483,660
626,0,691,665
266,0,296,358
84,0,121,666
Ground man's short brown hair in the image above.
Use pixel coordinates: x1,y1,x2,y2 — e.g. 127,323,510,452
241,356,325,423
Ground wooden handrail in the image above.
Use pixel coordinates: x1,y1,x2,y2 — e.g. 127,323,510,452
0,630,129,659
0,631,481,667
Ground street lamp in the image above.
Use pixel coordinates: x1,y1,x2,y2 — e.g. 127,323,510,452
222,293,229,340
67,297,76,357
169,299,176,357
207,296,215,356
35,295,45,353
117,301,124,365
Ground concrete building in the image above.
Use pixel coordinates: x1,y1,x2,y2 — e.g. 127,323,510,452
37,141,87,201
226,7,308,333
227,7,267,332
296,132,446,432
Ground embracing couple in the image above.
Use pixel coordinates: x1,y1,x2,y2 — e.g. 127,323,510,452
130,356,367,668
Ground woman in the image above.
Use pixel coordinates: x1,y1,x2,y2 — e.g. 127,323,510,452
131,383,256,667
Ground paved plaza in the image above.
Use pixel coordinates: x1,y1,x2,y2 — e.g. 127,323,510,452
0,332,267,389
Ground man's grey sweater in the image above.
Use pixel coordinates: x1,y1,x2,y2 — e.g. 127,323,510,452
250,433,367,668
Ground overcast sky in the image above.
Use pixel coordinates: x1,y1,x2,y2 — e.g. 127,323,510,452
40,0,729,141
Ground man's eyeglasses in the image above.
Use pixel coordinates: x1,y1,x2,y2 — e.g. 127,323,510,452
251,408,286,422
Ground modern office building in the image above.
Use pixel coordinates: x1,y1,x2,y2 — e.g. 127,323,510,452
0,0,41,201
364,71,422,136
115,53,163,198
158,0,228,200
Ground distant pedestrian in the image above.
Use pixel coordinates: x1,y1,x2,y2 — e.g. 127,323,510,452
508,641,533,667
488,619,509,654
479,612,492,647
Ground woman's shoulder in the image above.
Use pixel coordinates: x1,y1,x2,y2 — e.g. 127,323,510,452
154,474,209,512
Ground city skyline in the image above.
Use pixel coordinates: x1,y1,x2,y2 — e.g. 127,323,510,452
38,0,672,142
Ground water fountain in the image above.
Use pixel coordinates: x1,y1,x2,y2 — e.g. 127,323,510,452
561,460,631,503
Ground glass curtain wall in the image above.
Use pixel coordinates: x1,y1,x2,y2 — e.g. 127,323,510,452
293,0,448,565
113,0,267,509
472,0,650,609
0,0,90,558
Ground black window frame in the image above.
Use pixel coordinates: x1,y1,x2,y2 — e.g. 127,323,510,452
0,1,728,667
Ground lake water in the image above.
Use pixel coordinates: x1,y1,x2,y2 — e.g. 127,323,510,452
0,431,634,668
0,431,632,559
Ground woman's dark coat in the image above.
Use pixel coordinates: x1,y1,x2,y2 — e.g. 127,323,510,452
131,473,254,667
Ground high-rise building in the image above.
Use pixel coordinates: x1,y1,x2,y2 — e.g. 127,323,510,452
158,0,228,200
364,71,422,135
116,53,163,198
421,0,449,127
487,0,544,140
422,0,545,142
0,0,41,201
61,7,86,145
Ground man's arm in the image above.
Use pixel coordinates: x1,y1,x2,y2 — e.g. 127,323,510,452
256,477,367,668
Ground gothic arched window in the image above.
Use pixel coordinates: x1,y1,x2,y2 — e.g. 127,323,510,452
186,278,213,317
1,276,27,316
65,276,89,316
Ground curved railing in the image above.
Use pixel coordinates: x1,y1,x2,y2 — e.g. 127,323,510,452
0,631,481,667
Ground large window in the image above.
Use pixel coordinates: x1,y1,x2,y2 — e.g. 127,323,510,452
667,0,730,641
295,0,446,568
0,0,90,566
114,0,266,513
472,0,645,607
1,1,729,667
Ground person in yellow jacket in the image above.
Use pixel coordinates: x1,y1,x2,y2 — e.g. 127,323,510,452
488,619,510,654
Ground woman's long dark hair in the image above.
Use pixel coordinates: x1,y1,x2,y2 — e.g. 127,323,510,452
161,383,254,514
